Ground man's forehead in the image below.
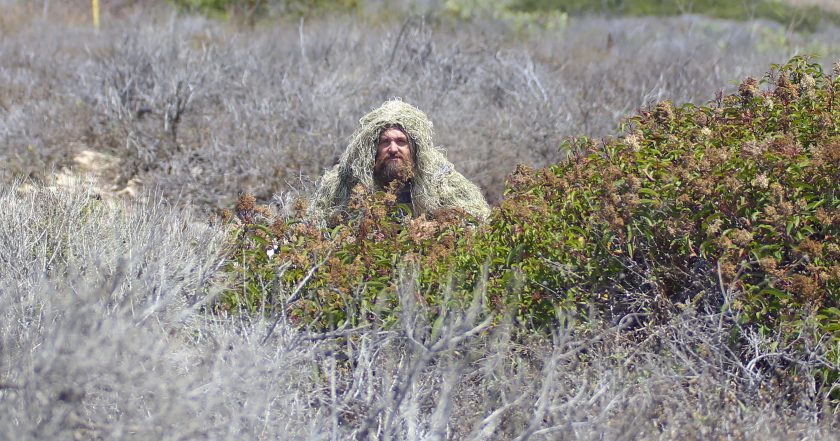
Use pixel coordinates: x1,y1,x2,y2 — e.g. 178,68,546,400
379,126,407,139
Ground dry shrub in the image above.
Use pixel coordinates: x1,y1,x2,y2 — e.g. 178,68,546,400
4,1,840,208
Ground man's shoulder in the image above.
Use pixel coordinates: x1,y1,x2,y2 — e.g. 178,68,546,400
424,163,490,221
432,162,453,181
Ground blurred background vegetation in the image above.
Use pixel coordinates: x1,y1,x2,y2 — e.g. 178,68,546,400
6,0,840,210
510,0,840,31
163,0,840,31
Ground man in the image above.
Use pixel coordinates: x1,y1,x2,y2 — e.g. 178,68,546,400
307,99,491,226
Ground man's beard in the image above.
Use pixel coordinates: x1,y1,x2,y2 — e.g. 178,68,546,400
375,157,414,189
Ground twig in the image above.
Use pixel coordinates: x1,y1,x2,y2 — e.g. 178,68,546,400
261,252,330,345
297,323,372,342
298,17,307,64
387,16,412,69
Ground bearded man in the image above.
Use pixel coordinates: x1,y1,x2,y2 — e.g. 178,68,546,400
307,100,491,226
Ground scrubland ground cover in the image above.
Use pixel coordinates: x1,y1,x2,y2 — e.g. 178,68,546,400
1,1,839,439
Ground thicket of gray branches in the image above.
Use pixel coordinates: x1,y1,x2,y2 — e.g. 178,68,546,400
2,2,840,439
0,180,837,440
3,2,840,207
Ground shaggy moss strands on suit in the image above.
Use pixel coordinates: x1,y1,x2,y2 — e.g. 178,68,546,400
307,100,491,226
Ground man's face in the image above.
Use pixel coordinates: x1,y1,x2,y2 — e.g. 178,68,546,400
374,127,414,185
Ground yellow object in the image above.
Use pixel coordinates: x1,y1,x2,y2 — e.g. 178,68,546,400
92,0,100,29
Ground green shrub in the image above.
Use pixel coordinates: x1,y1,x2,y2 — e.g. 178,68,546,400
221,189,480,329
170,0,266,18
169,0,359,21
221,56,838,367
442,0,568,33
509,0,840,32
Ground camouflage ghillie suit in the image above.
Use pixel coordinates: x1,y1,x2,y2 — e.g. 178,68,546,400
308,100,491,226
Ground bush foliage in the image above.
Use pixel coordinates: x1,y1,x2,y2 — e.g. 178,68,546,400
170,0,840,31
511,0,840,32
169,0,359,19
222,57,839,367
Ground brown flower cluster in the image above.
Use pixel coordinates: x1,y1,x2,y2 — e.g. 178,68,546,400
654,101,675,126
739,77,759,101
235,193,257,223
774,73,799,103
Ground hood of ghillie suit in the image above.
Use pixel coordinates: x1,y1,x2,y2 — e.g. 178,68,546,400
308,99,491,226
338,99,434,191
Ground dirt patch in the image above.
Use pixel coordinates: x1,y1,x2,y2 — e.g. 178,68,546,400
71,148,141,198
17,147,142,199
